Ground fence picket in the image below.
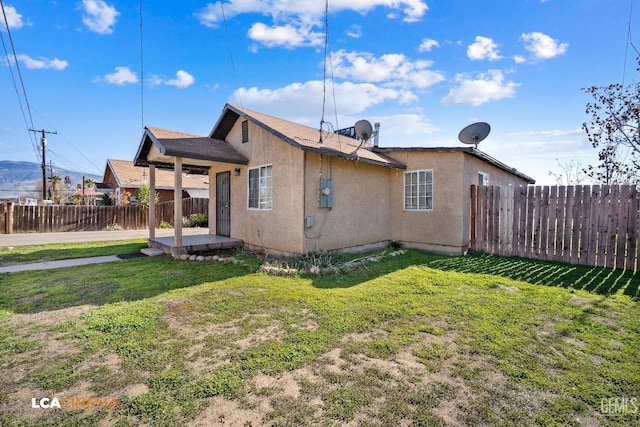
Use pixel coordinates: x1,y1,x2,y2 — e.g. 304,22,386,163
605,186,619,269
471,185,638,272
2,198,208,235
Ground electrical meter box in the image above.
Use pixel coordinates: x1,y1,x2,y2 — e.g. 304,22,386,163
319,179,333,208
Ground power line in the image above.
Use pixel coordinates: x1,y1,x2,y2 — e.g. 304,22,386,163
319,0,330,144
220,1,243,109
31,107,104,175
140,0,145,130
0,0,40,161
622,0,639,85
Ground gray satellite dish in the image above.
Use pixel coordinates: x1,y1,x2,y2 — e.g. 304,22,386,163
354,119,373,141
458,122,491,148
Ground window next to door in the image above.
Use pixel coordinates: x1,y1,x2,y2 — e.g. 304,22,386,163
404,169,433,211
248,164,273,210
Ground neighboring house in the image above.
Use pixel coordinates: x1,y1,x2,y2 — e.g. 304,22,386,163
134,104,535,255
102,159,209,205
72,185,103,205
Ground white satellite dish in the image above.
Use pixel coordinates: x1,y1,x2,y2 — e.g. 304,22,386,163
354,119,373,141
458,122,491,148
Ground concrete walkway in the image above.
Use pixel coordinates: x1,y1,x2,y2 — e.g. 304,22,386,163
0,228,208,273
0,254,147,274
0,228,209,247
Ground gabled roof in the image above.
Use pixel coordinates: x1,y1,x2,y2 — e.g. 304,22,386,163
374,147,536,184
105,159,209,190
134,126,248,173
209,104,406,169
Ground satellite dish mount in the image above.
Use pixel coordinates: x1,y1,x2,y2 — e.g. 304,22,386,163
354,120,374,142
458,122,491,149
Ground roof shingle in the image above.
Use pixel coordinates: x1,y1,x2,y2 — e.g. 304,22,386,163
211,104,406,169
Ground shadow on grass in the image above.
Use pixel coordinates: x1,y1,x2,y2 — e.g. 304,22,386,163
426,252,639,299
309,251,450,289
0,257,256,315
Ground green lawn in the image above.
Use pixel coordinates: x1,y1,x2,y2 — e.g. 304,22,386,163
0,240,148,266
0,244,638,426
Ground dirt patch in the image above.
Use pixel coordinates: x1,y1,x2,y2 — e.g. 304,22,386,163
0,304,117,424
188,396,267,426
495,283,520,293
5,304,94,331
568,295,602,308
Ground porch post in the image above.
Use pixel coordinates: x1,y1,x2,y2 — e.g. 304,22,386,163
174,157,183,247
149,164,156,239
209,167,215,236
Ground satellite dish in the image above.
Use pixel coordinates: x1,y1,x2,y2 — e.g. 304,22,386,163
354,119,373,141
458,122,491,148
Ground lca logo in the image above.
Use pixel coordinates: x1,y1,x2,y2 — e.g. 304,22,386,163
32,397,118,409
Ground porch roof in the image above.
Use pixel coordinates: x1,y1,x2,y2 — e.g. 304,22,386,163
134,126,249,174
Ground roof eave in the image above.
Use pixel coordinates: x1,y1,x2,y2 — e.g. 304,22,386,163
162,148,249,165
374,146,535,184
218,104,405,169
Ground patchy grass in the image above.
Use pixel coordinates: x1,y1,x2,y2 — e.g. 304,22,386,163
0,240,148,266
0,245,638,426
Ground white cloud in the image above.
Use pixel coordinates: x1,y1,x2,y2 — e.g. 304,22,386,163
513,55,526,64
370,113,440,140
505,128,583,138
520,32,568,59
232,80,406,119
346,25,362,39
467,36,502,61
331,50,445,90
81,0,119,35
14,54,68,70
418,38,439,52
230,81,439,145
1,5,23,30
441,70,519,106
94,66,138,85
149,70,195,89
248,20,324,48
196,0,428,27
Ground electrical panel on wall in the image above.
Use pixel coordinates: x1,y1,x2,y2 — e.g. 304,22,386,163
319,179,333,208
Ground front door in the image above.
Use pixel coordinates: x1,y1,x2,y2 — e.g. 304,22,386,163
216,171,231,237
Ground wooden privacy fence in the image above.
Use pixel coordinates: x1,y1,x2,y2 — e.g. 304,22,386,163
470,185,639,272
1,198,208,234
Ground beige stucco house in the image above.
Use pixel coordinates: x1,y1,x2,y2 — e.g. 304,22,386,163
134,104,534,255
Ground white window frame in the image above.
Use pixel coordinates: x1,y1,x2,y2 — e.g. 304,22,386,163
248,164,273,210
404,169,433,211
478,171,490,186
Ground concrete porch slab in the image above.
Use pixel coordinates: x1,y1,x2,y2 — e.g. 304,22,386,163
140,247,165,257
148,234,243,256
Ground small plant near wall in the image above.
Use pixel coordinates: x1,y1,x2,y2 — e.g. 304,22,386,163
190,213,208,227
182,213,208,228
159,221,172,229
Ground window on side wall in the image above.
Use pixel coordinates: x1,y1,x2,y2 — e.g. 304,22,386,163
478,172,489,186
248,164,272,210
404,170,433,211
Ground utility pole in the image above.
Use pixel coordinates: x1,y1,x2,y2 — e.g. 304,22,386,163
29,129,57,201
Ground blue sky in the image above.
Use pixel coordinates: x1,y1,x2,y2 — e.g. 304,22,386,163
1,0,638,184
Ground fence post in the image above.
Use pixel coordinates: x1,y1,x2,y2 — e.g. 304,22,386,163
500,185,514,256
470,185,477,251
0,203,7,234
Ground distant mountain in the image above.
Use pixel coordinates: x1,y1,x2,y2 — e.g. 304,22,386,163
0,160,102,200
